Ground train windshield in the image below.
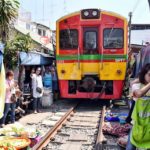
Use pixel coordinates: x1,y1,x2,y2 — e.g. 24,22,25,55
85,32,97,49
103,28,123,49
83,27,98,54
60,29,78,49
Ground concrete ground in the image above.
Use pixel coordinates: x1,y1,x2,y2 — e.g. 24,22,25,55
18,109,53,126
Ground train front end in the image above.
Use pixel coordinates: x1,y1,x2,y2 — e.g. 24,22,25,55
56,9,128,100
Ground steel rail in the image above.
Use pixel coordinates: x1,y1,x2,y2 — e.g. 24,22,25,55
32,103,78,150
95,105,106,150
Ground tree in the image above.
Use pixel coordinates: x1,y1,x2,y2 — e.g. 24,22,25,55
4,33,32,88
4,33,32,69
11,33,32,52
4,41,18,69
0,0,20,43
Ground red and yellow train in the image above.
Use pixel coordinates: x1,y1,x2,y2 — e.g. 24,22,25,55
56,9,128,100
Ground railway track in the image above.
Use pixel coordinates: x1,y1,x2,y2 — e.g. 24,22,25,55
32,101,106,150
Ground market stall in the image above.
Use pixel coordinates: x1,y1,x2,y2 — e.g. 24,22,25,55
19,51,54,110
19,51,53,91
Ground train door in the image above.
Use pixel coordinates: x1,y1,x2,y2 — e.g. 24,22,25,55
81,27,100,76
83,27,99,54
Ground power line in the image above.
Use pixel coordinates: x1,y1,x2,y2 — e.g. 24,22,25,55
43,0,45,21
34,0,37,21
63,0,68,15
132,0,141,14
132,1,147,22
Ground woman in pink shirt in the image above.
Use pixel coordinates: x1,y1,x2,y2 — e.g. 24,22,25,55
1,71,15,127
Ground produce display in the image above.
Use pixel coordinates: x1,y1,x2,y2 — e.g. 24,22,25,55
103,123,131,137
0,146,16,150
102,108,131,150
105,113,119,121
0,123,39,149
0,123,38,138
0,123,25,136
0,138,30,149
105,112,128,124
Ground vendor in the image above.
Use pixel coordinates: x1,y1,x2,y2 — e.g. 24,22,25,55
43,67,52,89
32,67,43,114
1,71,16,127
126,63,150,150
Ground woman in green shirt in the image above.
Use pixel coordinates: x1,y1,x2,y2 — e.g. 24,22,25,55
126,63,150,150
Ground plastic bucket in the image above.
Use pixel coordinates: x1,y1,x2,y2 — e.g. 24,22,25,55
41,88,53,108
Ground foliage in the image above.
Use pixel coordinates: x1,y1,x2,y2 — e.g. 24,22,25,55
11,33,32,52
4,40,17,69
0,0,20,43
4,33,32,69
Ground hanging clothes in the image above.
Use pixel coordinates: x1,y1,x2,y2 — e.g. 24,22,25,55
134,51,142,77
134,45,150,77
141,45,150,67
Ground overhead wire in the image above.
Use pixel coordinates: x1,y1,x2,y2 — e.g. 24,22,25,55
132,0,141,14
34,0,37,21
63,0,68,15
43,0,45,21
132,0,148,22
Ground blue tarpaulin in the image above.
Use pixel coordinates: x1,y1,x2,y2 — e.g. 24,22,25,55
19,51,54,66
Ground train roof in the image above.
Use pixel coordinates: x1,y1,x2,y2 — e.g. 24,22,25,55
56,9,127,23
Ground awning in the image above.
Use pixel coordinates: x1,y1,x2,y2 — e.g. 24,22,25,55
19,51,54,66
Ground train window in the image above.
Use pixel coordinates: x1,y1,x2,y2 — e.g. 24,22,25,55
84,31,97,49
60,29,78,49
83,28,98,54
103,28,123,49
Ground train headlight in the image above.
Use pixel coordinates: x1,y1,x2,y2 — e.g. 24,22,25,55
81,9,100,19
61,69,66,74
84,11,89,17
92,10,98,16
